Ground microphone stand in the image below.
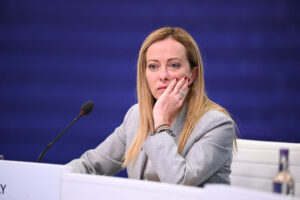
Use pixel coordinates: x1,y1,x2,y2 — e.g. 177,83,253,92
37,112,83,162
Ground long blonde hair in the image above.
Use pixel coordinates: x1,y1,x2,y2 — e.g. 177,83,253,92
123,27,237,166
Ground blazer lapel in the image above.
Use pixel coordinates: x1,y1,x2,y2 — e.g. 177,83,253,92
134,148,147,179
130,104,188,179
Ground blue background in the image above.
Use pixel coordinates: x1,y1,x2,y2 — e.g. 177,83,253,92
0,0,299,177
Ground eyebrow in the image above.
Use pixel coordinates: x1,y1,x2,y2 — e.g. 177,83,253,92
146,57,182,63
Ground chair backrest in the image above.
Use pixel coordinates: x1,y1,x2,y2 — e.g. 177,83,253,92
231,139,300,197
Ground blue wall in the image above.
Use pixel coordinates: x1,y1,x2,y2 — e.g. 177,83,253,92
1,0,299,176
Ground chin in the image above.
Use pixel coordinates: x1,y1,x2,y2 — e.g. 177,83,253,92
155,92,162,99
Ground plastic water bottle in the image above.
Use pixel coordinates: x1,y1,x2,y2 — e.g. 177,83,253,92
273,148,294,195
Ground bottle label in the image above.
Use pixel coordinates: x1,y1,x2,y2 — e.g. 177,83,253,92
273,182,293,195
273,183,282,193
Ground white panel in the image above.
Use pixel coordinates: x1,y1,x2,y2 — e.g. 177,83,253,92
231,162,300,180
231,176,273,192
61,173,204,200
236,139,300,151
233,149,300,166
231,162,277,178
231,176,300,197
205,184,300,200
231,139,300,197
0,160,71,200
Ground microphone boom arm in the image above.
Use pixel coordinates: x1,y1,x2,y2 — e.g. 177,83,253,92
37,113,83,162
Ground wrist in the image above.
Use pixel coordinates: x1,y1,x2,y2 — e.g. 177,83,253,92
154,118,171,128
152,124,171,135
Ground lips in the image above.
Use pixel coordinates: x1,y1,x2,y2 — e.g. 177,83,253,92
157,86,168,90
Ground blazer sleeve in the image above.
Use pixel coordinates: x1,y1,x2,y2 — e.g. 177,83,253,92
142,110,235,186
66,105,136,175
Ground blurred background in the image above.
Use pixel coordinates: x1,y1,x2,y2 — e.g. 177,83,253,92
0,0,299,177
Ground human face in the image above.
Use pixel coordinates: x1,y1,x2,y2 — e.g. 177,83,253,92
145,38,197,99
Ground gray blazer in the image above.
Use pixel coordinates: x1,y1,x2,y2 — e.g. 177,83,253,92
67,103,235,186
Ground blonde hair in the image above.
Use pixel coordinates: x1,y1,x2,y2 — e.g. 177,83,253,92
123,27,237,166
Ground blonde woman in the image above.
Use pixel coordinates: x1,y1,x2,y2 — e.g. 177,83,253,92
68,27,236,186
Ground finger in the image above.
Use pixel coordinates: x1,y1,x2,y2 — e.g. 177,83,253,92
172,76,188,94
164,78,177,94
179,80,189,101
181,78,189,91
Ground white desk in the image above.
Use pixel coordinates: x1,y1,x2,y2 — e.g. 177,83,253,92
0,160,298,200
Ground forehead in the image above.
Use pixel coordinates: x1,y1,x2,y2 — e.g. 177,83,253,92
146,38,187,61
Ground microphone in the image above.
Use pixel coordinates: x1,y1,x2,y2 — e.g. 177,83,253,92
37,101,94,162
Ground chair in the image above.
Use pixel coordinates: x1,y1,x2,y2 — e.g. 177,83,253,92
231,139,300,197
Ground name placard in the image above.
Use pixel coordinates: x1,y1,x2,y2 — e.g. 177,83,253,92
0,160,70,200
0,184,6,194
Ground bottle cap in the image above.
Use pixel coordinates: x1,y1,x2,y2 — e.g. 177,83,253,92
280,148,289,156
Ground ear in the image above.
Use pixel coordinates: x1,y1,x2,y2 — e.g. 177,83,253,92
190,67,198,83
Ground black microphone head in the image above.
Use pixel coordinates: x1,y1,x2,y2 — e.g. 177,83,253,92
80,101,94,116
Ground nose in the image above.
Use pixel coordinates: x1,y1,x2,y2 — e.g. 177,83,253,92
159,66,170,82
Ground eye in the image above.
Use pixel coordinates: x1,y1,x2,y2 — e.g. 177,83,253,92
170,63,181,69
148,64,158,70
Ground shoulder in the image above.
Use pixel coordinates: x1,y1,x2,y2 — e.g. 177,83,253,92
199,110,233,126
124,103,139,120
122,103,140,129
193,110,235,140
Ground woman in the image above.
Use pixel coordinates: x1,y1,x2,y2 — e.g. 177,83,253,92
68,27,236,186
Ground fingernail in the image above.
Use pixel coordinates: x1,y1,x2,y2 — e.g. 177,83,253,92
188,78,191,82
188,84,190,88
176,78,179,81
184,76,187,80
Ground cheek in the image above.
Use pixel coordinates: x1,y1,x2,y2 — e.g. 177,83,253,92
145,72,155,89
145,70,151,83
183,68,194,79
171,71,188,80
